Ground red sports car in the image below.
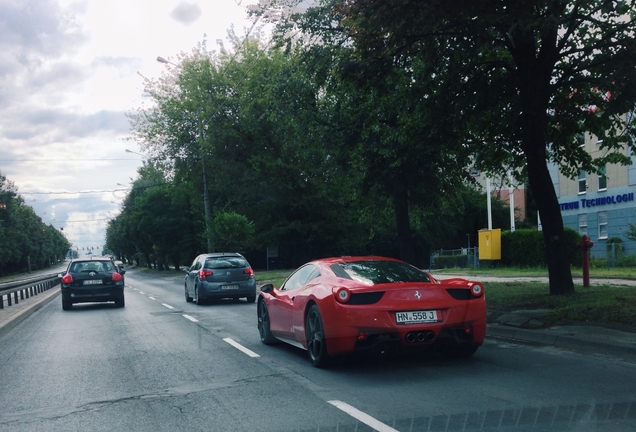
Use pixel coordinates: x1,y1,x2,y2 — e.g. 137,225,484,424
257,256,486,367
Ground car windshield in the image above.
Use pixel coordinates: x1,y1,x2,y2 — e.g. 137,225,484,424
330,260,430,285
70,261,115,273
205,257,248,269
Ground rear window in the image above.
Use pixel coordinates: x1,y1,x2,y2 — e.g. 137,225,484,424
70,261,115,273
204,257,249,270
330,260,430,285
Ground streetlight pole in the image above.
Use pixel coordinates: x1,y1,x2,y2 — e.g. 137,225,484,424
157,56,213,252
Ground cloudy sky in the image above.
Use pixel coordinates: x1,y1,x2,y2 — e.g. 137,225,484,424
0,0,265,255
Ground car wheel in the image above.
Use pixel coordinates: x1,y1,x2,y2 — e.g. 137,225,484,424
246,294,256,303
185,285,193,303
62,299,72,310
194,286,203,305
258,299,278,345
305,305,330,368
115,297,125,308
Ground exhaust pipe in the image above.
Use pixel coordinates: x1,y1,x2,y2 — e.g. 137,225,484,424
405,331,436,343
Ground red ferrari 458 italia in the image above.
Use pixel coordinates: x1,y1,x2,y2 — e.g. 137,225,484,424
257,256,487,367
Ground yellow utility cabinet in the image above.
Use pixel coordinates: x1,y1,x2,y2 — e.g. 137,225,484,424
479,229,501,260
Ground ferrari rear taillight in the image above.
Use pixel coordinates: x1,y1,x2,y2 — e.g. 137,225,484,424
62,274,73,284
111,272,123,282
470,283,484,297
244,268,254,279
199,269,213,280
334,287,351,303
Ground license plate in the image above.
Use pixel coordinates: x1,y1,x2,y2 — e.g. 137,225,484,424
83,280,102,285
221,285,239,290
396,310,439,324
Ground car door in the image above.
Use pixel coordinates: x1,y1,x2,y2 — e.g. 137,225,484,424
185,255,202,296
268,264,317,340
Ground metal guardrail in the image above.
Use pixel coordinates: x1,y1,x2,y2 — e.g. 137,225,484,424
0,273,61,309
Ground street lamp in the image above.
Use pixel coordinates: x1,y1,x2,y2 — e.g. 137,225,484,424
157,55,214,253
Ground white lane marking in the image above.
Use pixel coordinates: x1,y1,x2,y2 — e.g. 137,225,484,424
182,314,198,322
148,296,156,300
223,338,260,358
162,303,174,309
139,291,145,295
327,400,399,432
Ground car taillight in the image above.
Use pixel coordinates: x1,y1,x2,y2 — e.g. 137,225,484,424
112,272,123,282
199,269,213,280
333,287,351,303
62,274,73,284
470,283,484,297
244,268,254,279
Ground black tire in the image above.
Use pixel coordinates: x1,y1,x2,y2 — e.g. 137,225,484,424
62,299,72,310
258,299,278,344
194,287,204,305
115,297,125,308
185,285,193,303
305,305,330,368
246,294,256,303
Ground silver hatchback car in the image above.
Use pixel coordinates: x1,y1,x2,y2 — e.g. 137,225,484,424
183,253,256,304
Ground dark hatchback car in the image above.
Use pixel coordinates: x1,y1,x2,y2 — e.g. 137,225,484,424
183,253,256,304
60,258,126,310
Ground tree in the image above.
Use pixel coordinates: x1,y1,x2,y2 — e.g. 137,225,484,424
281,0,636,294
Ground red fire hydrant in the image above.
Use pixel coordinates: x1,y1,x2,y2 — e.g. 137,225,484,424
578,235,594,287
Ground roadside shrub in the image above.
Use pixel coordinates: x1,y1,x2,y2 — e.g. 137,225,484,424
500,228,581,267
431,254,469,269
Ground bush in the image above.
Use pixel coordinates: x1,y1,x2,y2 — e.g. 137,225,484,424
500,228,581,268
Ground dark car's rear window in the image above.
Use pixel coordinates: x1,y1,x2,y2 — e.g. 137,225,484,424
330,260,430,285
70,261,116,273
205,257,249,269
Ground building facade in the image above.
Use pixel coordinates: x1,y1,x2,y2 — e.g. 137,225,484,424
553,132,636,258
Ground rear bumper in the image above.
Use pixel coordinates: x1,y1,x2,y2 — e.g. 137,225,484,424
61,285,124,304
198,281,256,300
322,302,487,356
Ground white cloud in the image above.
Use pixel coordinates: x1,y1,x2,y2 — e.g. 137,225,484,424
0,0,262,253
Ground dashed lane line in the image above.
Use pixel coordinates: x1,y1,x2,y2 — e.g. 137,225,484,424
223,337,260,358
328,400,399,432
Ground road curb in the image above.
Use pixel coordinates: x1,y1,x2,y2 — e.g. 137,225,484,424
0,287,60,338
487,323,636,361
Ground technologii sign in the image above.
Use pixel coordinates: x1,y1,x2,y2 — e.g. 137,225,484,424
560,192,635,211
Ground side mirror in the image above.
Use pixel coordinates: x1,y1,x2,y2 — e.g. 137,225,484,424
119,269,126,275
183,268,189,274
260,283,274,293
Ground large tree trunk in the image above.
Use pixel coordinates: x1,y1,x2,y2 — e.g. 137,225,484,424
516,39,575,295
393,174,416,265
525,145,575,295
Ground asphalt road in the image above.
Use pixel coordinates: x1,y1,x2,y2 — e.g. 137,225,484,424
0,269,635,432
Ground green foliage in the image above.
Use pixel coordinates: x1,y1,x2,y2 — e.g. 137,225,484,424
0,171,70,275
501,228,581,268
209,211,255,252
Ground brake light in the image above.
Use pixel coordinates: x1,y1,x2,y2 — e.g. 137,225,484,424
111,272,123,282
244,268,254,278
470,283,484,297
199,269,213,280
334,287,351,303
62,274,73,284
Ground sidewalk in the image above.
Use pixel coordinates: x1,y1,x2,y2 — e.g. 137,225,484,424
0,286,60,338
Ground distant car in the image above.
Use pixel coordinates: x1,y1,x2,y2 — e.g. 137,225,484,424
183,253,256,304
114,260,125,272
60,258,126,310
257,256,487,367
